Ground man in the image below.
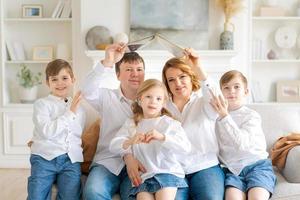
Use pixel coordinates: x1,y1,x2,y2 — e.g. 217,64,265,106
82,43,146,200
82,43,188,200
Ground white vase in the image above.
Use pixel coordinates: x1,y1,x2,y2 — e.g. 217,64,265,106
19,86,38,103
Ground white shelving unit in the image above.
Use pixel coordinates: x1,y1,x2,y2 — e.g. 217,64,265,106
0,0,73,167
250,0,300,103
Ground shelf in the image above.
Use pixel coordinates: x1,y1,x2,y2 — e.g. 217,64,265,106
252,59,300,63
252,16,300,21
4,18,72,22
5,60,73,64
85,50,237,62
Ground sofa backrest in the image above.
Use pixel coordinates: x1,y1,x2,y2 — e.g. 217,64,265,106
247,103,300,152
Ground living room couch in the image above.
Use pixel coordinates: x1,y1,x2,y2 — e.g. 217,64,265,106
248,103,300,200
52,103,300,200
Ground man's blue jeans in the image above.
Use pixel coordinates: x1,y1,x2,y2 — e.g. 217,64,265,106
175,165,225,200
83,163,130,200
27,154,81,200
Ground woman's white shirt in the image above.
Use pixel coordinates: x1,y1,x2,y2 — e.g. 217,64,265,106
110,116,191,182
167,79,220,174
31,95,86,163
216,106,268,175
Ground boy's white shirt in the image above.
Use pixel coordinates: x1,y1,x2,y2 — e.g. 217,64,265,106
167,78,220,174
31,94,86,163
110,115,191,182
81,62,134,175
216,105,268,175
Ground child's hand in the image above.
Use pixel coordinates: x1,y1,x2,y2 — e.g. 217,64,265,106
144,129,165,143
123,133,145,149
70,91,82,113
130,133,146,145
209,89,229,119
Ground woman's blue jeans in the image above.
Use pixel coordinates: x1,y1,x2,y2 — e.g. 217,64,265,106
176,165,225,200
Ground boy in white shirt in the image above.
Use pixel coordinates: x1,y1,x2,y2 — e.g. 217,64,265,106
210,70,276,200
110,79,191,200
27,59,86,200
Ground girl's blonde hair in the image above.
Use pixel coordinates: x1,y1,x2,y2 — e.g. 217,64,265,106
162,58,200,96
132,79,173,125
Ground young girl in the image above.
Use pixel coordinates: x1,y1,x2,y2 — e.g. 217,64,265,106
110,79,191,200
27,59,86,200
210,70,276,200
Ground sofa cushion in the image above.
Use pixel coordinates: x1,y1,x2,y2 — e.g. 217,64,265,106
247,104,300,152
81,119,100,174
282,146,300,183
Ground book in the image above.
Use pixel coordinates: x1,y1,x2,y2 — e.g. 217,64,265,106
6,41,17,60
51,0,64,18
127,33,185,58
60,0,72,18
13,42,26,60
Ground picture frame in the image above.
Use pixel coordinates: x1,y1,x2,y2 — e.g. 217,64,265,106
276,80,300,102
32,46,53,61
22,4,43,18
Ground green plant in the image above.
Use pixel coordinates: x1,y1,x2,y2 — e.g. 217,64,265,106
17,64,42,88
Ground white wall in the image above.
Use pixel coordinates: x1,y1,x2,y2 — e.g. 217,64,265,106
73,0,249,89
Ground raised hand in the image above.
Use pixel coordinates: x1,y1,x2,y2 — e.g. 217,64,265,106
70,91,82,113
209,89,229,119
102,43,126,67
183,48,207,81
144,129,165,143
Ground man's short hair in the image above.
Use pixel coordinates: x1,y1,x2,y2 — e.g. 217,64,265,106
115,52,145,74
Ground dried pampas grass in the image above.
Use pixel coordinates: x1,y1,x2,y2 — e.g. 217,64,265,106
216,0,244,23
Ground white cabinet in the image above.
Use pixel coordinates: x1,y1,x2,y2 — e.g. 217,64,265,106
250,0,300,102
0,0,73,167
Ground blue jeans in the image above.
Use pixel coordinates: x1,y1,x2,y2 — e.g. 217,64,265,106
83,163,130,200
27,154,81,200
185,165,225,200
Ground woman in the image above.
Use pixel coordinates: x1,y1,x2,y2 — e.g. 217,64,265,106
161,49,225,200
124,49,224,200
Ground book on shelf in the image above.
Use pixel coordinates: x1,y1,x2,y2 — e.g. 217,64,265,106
52,0,71,18
13,42,26,60
6,41,16,60
60,0,72,18
251,81,263,103
6,41,26,61
127,33,185,58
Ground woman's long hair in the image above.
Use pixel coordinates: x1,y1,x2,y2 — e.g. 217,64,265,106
132,79,173,126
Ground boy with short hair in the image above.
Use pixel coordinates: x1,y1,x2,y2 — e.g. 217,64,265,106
210,70,276,200
27,59,85,200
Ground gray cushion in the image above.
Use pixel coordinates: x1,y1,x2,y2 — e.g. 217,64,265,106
282,146,300,183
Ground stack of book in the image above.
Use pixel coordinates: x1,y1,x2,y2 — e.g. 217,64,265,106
51,0,72,18
6,41,26,61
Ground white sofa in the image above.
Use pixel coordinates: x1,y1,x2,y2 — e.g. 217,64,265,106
52,103,300,200
248,103,300,200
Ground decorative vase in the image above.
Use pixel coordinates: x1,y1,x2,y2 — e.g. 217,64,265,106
19,86,38,103
267,49,277,60
220,22,234,50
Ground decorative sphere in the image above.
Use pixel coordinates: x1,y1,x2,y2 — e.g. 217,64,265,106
113,33,129,44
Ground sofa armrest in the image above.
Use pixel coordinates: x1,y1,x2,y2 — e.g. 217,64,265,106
282,146,300,183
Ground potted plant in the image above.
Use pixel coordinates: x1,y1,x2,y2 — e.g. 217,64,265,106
17,64,42,103
216,0,244,50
